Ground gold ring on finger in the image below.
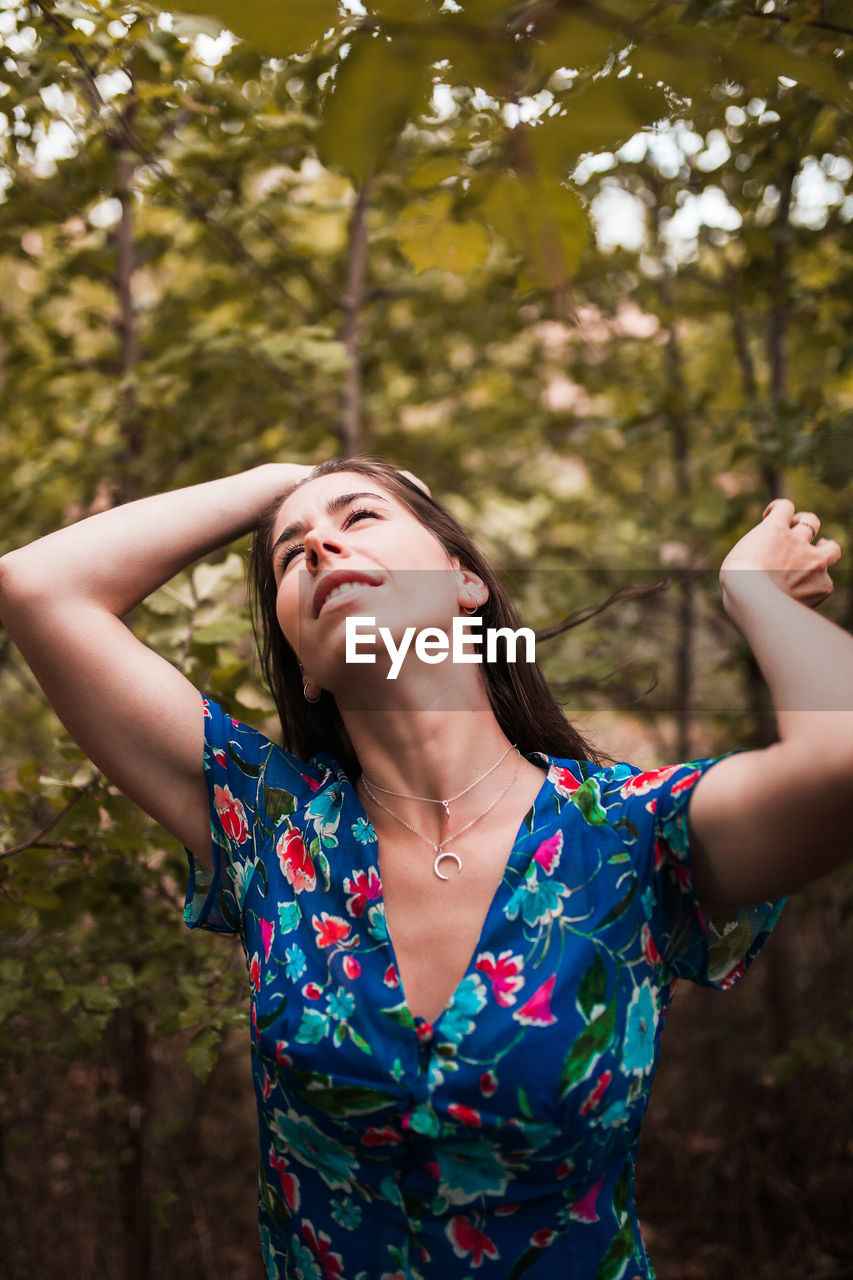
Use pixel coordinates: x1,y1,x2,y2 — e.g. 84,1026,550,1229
793,517,819,544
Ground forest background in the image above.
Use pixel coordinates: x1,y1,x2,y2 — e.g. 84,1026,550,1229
0,1,852,1277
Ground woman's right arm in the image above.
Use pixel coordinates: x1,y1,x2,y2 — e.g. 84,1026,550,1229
0,463,310,863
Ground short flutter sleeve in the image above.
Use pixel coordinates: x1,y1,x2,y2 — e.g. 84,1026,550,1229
613,757,785,989
183,694,319,935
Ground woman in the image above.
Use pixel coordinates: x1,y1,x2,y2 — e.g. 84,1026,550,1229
1,456,850,1280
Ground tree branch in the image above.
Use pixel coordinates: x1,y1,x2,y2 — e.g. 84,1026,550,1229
34,1,293,303
534,579,669,643
0,780,98,860
745,4,853,39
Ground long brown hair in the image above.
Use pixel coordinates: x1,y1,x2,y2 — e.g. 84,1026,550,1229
249,457,603,778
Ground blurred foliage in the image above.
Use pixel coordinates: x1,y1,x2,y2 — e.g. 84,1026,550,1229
0,1,852,1274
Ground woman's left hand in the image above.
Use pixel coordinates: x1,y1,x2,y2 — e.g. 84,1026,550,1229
719,497,842,611
688,497,852,912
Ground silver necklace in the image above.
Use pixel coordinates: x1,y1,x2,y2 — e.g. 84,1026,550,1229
359,749,522,881
359,741,517,820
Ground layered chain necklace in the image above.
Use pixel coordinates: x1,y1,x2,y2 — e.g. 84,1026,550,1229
358,742,521,880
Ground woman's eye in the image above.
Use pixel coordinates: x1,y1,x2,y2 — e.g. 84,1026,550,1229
278,509,380,573
345,507,380,527
279,543,304,570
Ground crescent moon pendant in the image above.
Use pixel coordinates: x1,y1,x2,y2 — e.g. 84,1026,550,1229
433,850,463,881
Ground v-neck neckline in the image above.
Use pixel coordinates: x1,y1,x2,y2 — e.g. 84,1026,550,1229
351,750,556,1032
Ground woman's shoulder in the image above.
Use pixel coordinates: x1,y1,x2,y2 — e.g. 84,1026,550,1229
532,752,714,831
542,751,707,790
200,694,348,801
534,751,642,790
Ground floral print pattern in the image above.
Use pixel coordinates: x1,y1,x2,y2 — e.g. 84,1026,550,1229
185,696,784,1280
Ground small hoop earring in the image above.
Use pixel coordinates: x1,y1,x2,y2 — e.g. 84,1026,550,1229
303,683,322,704
462,593,479,616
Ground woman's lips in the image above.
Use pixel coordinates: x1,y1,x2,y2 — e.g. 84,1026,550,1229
312,570,383,618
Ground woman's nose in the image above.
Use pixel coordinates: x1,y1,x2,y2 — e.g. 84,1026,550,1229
304,525,348,567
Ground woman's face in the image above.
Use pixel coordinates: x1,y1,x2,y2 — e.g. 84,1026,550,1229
270,471,482,691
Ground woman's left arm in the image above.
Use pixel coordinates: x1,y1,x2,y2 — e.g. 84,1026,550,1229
687,497,853,912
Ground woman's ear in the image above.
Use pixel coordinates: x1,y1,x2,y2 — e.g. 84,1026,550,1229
456,567,488,611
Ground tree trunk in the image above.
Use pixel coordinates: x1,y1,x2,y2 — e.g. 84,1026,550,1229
113,1007,152,1280
108,108,153,1279
763,157,798,500
341,180,371,457
653,183,694,762
113,124,142,503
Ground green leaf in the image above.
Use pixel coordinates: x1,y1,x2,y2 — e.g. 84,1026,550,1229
227,741,260,777
0,901,21,932
255,857,268,898
391,193,492,275
192,554,244,602
348,1024,374,1055
453,0,511,23
559,998,617,1096
372,0,432,19
571,777,608,826
476,170,589,292
79,983,120,1014
517,1085,534,1118
425,28,514,98
219,893,241,931
407,154,463,191
170,13,225,39
530,13,618,78
381,1000,416,1029
595,1217,635,1280
598,877,637,928
577,953,608,1021
507,1245,547,1280
263,785,297,825
612,1165,630,1224
528,77,671,172
706,915,752,984
192,612,250,645
296,1078,391,1116
161,0,339,55
316,35,432,184
186,1025,220,1081
20,885,62,911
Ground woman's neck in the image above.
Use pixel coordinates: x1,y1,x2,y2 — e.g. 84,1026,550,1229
337,675,510,806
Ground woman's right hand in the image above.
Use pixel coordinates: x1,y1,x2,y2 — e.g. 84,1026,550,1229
0,464,309,864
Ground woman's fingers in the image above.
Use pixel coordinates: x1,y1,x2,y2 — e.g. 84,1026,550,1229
820,537,843,567
791,510,821,542
762,497,796,523
803,568,835,607
400,469,431,497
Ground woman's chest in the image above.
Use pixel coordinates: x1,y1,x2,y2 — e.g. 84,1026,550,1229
374,823,521,1023
240,806,671,1128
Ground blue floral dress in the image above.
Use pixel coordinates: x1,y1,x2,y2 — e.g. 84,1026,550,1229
184,696,783,1280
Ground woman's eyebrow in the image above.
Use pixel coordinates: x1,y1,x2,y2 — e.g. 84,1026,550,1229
272,492,391,558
